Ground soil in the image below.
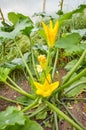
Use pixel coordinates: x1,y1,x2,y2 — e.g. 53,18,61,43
0,69,86,130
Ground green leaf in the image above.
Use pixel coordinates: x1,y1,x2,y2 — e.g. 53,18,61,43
8,12,19,25
3,62,23,71
0,67,10,82
22,118,43,130
5,118,43,130
58,4,86,25
65,77,86,97
8,12,33,25
0,106,25,129
0,19,33,39
56,33,81,52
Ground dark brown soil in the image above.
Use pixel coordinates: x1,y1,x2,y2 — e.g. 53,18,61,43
0,69,86,130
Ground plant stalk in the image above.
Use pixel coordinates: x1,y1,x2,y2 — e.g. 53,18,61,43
63,81,86,95
54,112,59,130
5,81,34,99
0,95,27,105
15,41,34,82
29,105,46,117
61,101,86,130
8,76,25,91
22,98,38,112
47,47,51,67
56,67,86,93
52,48,59,80
63,50,86,84
45,100,83,130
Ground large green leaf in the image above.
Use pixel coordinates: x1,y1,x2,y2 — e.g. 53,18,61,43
0,107,43,130
0,67,10,82
5,118,43,130
56,33,81,52
0,107,25,130
0,19,32,39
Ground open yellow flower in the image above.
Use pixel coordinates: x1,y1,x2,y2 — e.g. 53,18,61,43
42,20,59,48
34,74,59,97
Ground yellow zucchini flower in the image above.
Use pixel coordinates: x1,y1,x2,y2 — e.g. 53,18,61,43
42,20,59,48
34,74,59,97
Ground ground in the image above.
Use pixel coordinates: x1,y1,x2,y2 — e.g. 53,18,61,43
0,69,86,130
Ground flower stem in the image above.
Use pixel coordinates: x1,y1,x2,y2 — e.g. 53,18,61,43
47,47,51,67
52,48,59,80
54,112,59,130
0,95,17,103
63,50,86,84
7,76,35,99
45,101,83,130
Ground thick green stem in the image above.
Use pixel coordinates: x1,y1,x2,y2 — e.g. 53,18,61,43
15,41,34,82
63,50,86,84
8,76,25,91
5,81,34,99
22,98,38,112
47,47,51,67
52,48,59,80
7,76,35,99
61,102,86,130
0,95,18,104
54,112,59,130
45,101,83,130
56,67,86,93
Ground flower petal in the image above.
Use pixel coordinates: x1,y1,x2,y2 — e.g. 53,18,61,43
50,81,59,92
42,20,59,48
34,81,43,90
44,74,51,85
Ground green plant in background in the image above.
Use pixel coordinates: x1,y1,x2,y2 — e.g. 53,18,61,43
0,4,86,130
